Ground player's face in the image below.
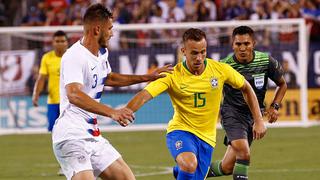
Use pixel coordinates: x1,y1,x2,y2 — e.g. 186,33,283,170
52,36,68,53
232,34,255,63
182,38,207,74
98,18,113,48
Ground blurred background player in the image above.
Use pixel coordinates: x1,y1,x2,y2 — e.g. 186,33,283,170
32,30,68,132
125,28,266,180
282,59,298,88
206,26,287,180
52,4,172,180
32,30,68,175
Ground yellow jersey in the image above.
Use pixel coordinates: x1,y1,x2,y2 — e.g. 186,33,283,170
39,50,61,104
144,59,245,147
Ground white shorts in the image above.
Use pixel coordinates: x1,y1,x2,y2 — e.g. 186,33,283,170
53,136,121,180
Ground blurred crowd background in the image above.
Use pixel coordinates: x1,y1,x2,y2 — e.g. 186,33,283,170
0,0,319,123
0,0,319,44
0,0,319,95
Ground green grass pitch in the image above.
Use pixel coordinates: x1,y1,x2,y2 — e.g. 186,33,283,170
1,126,320,180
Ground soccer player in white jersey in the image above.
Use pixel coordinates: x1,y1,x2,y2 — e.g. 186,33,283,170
52,3,172,180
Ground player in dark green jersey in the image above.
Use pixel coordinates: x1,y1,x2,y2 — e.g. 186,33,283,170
206,26,287,180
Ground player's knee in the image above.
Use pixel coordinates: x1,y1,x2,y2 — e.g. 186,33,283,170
176,158,197,173
179,162,197,173
119,172,135,180
176,152,198,173
233,147,250,161
101,169,135,180
237,151,250,161
177,157,197,173
115,165,135,180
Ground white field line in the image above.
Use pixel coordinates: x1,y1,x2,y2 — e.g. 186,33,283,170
130,165,172,177
1,122,320,136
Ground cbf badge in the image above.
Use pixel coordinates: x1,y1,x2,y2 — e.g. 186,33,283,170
253,73,265,89
210,78,218,88
175,140,183,150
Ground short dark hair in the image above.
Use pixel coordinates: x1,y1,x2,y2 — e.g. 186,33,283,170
53,30,67,39
83,3,113,25
232,26,255,39
182,28,206,43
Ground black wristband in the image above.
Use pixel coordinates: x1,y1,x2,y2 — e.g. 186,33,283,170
270,103,280,110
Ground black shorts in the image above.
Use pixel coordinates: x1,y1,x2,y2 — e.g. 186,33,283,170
220,106,254,146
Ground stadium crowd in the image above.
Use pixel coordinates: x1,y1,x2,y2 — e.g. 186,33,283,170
0,0,318,25
0,0,319,43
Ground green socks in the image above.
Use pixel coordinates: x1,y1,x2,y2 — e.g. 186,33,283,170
206,160,224,177
233,159,249,180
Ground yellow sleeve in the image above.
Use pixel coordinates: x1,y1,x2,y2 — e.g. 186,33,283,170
39,54,48,75
144,73,172,97
223,63,245,89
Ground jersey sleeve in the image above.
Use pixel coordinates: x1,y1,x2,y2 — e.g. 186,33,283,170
39,54,48,75
268,55,284,84
223,63,245,89
106,60,112,74
144,73,171,97
105,48,112,74
62,54,85,86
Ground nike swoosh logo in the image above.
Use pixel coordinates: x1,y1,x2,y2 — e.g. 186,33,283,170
91,66,96,70
180,85,188,89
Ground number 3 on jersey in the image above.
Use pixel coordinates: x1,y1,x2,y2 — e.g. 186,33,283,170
194,92,206,107
92,74,98,88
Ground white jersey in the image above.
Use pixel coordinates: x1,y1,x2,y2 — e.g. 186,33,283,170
52,41,112,143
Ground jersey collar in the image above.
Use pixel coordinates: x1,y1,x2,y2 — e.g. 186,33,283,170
78,39,102,62
183,58,207,74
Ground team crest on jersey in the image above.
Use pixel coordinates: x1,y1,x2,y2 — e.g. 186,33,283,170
210,78,218,88
175,140,183,150
253,73,265,89
77,155,87,164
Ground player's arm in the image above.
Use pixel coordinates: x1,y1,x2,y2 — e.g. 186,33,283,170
66,82,134,126
126,74,170,113
126,89,153,112
267,76,287,123
32,74,47,106
240,80,266,140
104,64,173,86
266,56,288,123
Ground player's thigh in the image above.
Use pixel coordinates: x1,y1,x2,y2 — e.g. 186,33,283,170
99,157,135,180
221,108,253,146
47,104,60,120
72,170,95,180
91,137,134,179
167,131,198,171
53,139,94,180
47,104,60,131
167,130,213,177
230,139,250,160
166,131,198,160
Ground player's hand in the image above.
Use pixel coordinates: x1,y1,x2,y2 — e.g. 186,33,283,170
265,108,279,123
253,120,267,140
32,95,39,107
111,107,135,127
148,64,173,81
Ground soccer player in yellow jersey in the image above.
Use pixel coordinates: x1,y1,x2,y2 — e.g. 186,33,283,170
125,28,266,180
32,30,68,132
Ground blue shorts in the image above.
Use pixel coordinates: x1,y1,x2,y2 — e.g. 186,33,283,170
47,104,60,132
166,130,214,179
